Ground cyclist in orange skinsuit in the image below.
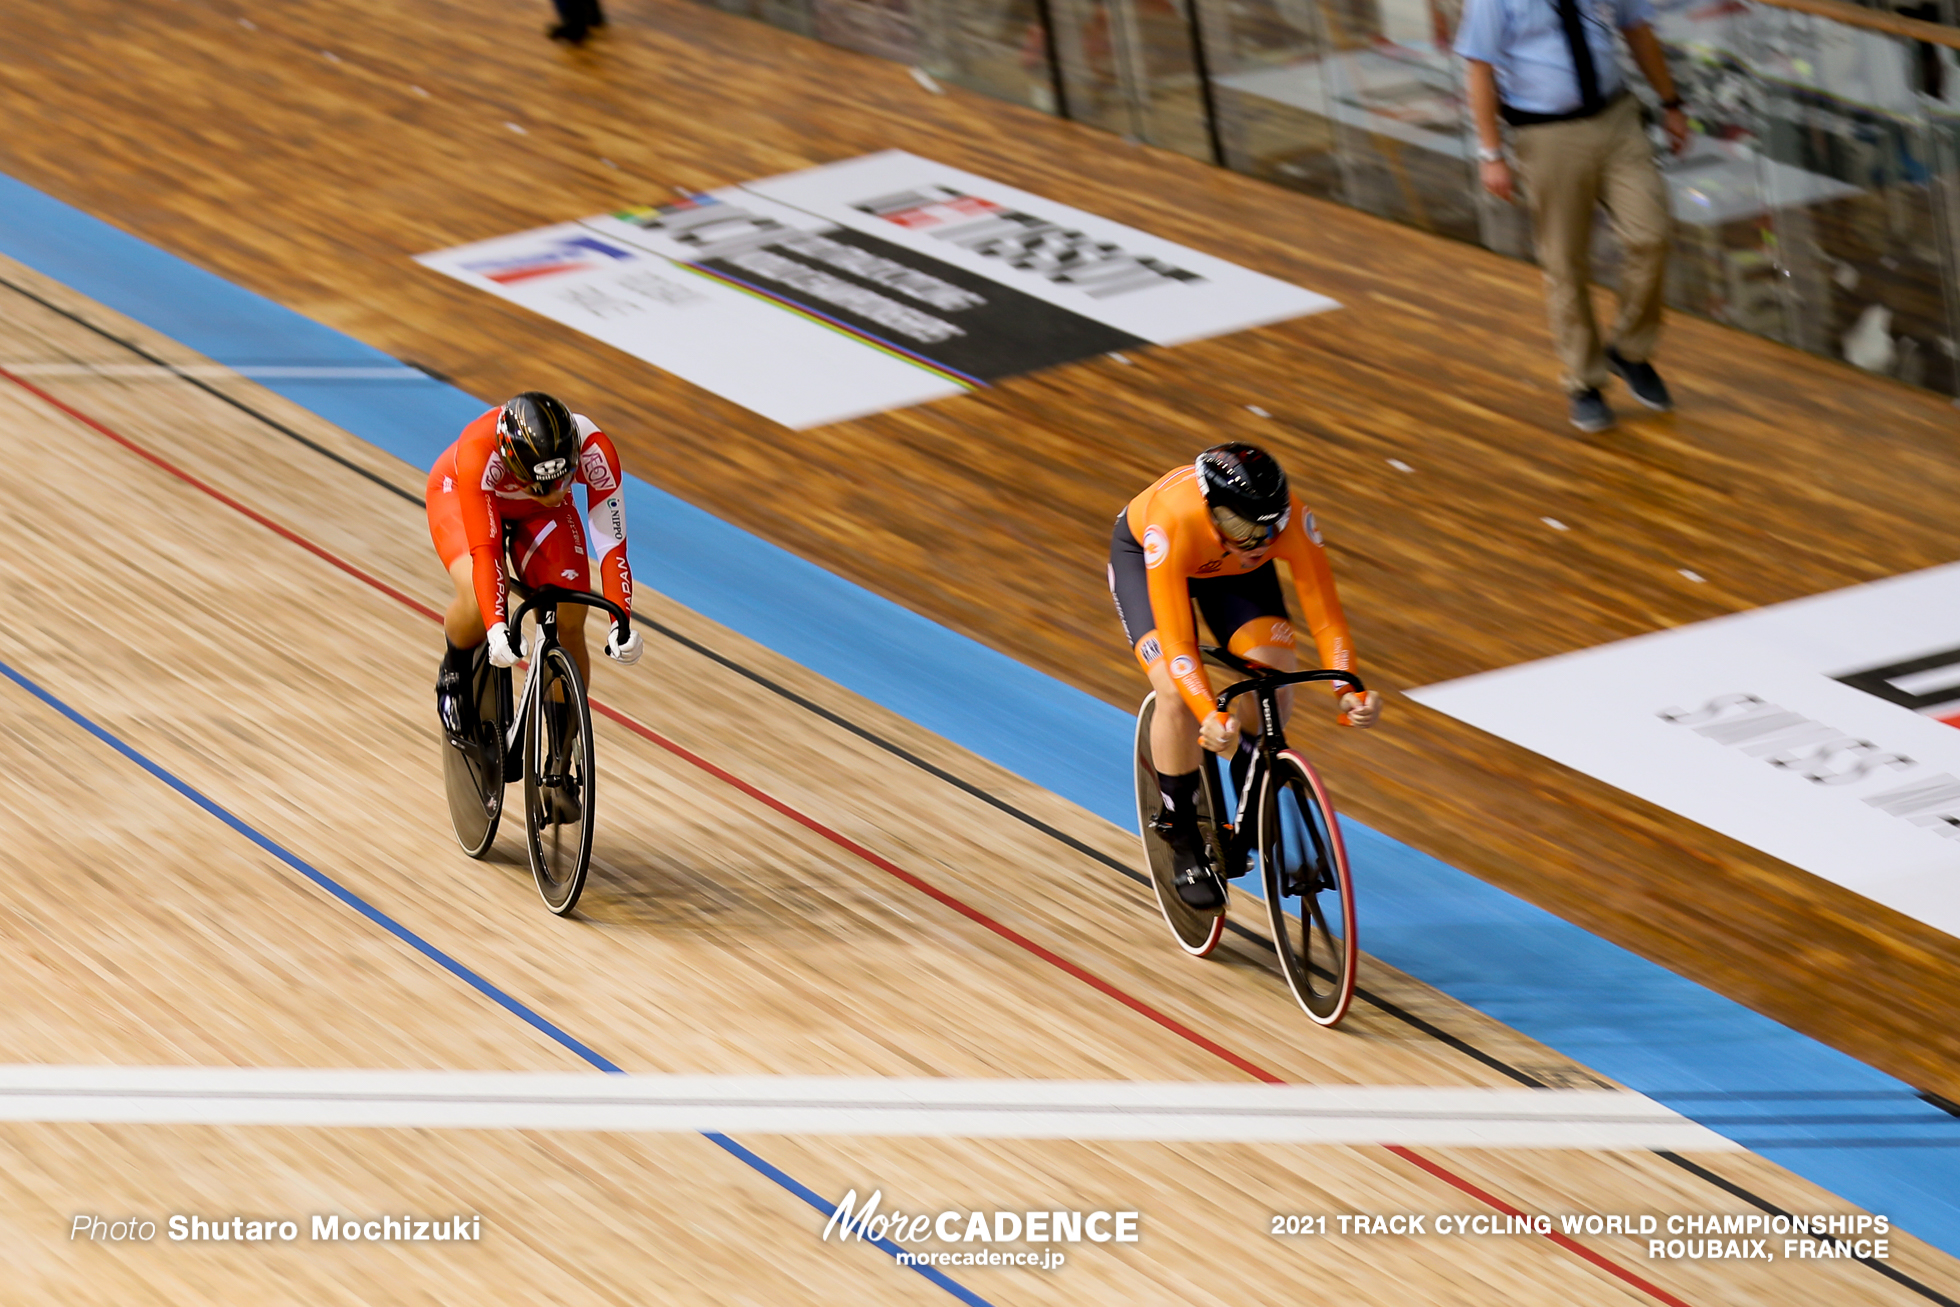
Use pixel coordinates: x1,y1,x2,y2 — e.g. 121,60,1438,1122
427,392,642,743
1108,443,1379,909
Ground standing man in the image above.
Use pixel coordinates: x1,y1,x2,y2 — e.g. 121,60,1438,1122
1456,0,1689,431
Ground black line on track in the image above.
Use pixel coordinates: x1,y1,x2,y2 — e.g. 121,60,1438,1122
1655,1151,1960,1306
11,276,1957,1307
0,273,423,507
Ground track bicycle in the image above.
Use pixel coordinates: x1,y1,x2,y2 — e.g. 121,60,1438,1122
1132,648,1363,1025
441,584,628,915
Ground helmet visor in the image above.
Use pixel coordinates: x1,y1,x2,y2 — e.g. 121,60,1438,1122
1211,503,1287,552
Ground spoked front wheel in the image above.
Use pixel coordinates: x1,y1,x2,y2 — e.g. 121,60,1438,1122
1258,749,1358,1025
442,651,508,859
524,645,596,915
1133,692,1227,957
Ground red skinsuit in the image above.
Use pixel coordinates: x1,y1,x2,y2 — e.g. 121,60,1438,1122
425,407,633,630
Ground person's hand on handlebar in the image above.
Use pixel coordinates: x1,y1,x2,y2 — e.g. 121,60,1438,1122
605,623,643,665
486,622,520,668
1199,710,1242,754
1341,690,1380,729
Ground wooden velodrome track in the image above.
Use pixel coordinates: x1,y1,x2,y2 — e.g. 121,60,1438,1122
5,0,1959,1106
0,0,1957,1303
0,252,1953,1306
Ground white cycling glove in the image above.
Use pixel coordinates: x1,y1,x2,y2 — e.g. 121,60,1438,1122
485,622,520,668
605,624,643,665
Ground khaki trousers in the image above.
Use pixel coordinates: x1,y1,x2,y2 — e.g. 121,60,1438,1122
1511,94,1672,393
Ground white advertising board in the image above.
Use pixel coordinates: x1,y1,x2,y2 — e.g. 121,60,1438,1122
417,152,1338,429
1410,563,1960,939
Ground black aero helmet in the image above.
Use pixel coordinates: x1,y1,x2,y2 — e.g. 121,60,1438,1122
497,392,579,494
1196,442,1290,550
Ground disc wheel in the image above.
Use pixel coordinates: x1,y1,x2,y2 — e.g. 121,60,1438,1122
524,645,596,915
1258,749,1358,1025
1133,692,1227,957
442,654,508,859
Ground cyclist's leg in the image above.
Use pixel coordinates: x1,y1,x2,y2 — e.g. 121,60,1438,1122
1143,655,1202,773
1110,513,1222,905
1188,567,1290,808
508,504,593,685
1228,615,1298,718
444,557,487,647
1193,565,1290,736
429,475,492,738
1108,513,1203,773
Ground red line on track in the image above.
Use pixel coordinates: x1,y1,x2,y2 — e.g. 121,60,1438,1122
4,368,445,626
8,365,1696,1307
1387,1146,1696,1307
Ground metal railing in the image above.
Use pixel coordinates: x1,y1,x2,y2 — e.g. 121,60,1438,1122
700,0,1960,395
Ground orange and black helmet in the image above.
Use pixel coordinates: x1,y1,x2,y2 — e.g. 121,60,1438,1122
497,392,578,494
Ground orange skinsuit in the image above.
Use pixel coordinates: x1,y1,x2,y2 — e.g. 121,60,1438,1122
425,407,633,632
1125,464,1356,726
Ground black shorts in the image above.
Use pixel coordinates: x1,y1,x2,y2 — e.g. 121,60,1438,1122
1108,513,1289,654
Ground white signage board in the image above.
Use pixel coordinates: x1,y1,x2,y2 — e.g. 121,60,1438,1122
735,151,1338,347
412,220,960,430
416,152,1338,429
1410,563,1960,939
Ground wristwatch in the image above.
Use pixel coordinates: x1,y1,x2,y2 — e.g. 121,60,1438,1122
1474,144,1504,164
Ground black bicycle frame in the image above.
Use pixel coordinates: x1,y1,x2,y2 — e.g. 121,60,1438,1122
509,584,630,658
502,585,631,751
1193,646,1367,852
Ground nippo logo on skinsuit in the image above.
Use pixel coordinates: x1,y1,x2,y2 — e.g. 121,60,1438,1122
1170,655,1196,678
1304,511,1322,545
1142,525,1169,568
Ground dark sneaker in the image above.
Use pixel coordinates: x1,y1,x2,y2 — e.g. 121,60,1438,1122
1568,387,1616,432
1605,347,1673,411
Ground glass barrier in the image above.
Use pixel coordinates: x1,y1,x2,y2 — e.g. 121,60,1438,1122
1652,1,1960,391
1045,0,1219,159
695,0,817,39
693,0,1960,393
1204,0,1485,242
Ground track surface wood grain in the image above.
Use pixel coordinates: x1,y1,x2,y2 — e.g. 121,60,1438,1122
1,256,1957,1304
2,0,1954,1103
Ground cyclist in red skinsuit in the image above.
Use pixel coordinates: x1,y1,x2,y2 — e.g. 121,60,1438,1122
1108,443,1379,909
427,392,642,739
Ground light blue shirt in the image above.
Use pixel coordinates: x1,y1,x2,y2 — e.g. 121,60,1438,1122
1454,0,1653,115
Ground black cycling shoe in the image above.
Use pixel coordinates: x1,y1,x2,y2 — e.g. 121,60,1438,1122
547,785,583,827
1218,836,1253,881
1165,825,1226,911
436,668,470,745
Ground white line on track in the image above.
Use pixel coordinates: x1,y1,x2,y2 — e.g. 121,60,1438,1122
0,363,427,380
0,1066,1740,1150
